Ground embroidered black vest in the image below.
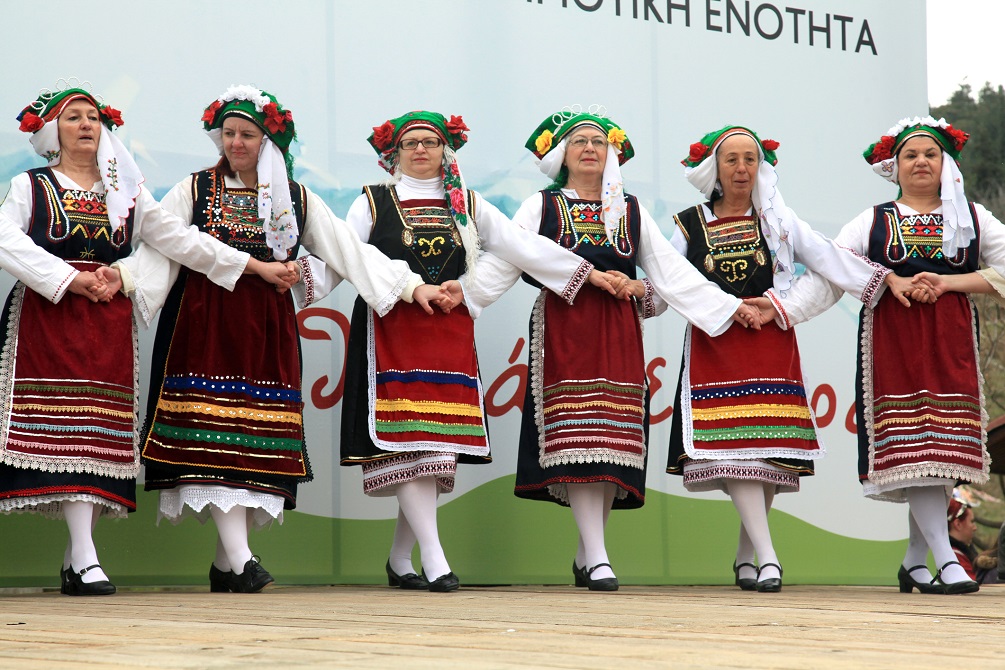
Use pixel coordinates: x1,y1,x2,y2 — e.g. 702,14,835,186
362,184,473,284
867,201,980,276
522,190,640,289
26,167,133,263
190,169,307,261
673,203,772,298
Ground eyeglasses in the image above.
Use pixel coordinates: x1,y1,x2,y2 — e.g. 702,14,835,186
399,137,443,151
568,137,608,150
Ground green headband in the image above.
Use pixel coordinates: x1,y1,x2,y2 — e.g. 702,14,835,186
17,87,123,133
368,110,469,174
863,117,968,165
681,125,778,167
525,110,634,164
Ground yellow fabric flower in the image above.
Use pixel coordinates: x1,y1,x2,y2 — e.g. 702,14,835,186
535,129,553,154
607,127,626,150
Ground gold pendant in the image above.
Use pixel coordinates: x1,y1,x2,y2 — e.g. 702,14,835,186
755,249,767,266
704,254,715,273
402,229,414,246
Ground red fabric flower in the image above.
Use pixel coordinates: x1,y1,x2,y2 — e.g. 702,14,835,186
263,102,287,135
446,115,469,137
202,101,222,125
372,120,395,151
449,163,460,176
101,106,124,127
761,139,780,152
18,112,44,133
946,126,969,151
871,135,896,162
688,142,708,163
449,187,466,214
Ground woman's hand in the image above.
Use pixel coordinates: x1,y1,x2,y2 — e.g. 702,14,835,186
67,271,104,303
247,258,297,293
743,296,776,326
411,284,441,315
431,280,465,314
732,301,761,330
95,266,122,302
909,271,949,303
606,270,645,300
587,269,620,296
883,273,914,307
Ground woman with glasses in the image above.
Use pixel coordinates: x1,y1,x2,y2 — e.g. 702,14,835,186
453,108,760,591
340,110,622,592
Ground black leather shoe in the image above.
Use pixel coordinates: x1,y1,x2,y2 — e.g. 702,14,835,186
585,563,619,592
934,560,979,595
64,564,116,596
572,561,588,588
897,564,941,594
423,570,460,592
209,563,234,592
755,563,783,593
232,556,274,593
386,560,429,590
733,561,757,591
60,566,71,595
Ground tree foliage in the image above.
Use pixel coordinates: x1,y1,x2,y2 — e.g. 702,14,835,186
932,83,1005,200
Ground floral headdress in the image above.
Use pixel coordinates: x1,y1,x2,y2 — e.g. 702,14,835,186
525,105,633,244
863,116,972,258
367,110,472,229
202,85,299,261
682,125,798,294
16,77,140,234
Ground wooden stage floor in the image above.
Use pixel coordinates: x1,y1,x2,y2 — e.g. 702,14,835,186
1,584,1003,669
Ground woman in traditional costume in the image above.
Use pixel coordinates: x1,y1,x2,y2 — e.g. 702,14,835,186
665,125,911,592
460,107,759,591
761,117,1005,594
340,110,622,592
137,87,435,593
0,80,287,595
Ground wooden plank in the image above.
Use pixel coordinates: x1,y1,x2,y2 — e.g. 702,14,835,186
1,585,1003,668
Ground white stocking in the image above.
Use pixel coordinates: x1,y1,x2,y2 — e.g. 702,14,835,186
906,486,969,584
214,536,231,572
575,483,616,570
568,482,614,580
388,507,418,576
64,501,108,583
725,480,779,582
902,505,933,582
735,486,773,581
211,505,253,575
396,477,449,580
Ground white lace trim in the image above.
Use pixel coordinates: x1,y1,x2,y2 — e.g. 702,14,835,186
545,482,629,506
364,305,490,456
0,493,127,519
375,270,412,318
157,486,283,530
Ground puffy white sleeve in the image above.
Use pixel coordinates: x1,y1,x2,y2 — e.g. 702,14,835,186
132,184,249,290
0,172,79,303
458,193,543,318
636,204,741,336
467,191,593,300
976,203,1005,279
769,208,875,329
302,188,421,316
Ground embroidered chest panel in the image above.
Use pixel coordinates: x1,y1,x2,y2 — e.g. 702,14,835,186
28,169,130,262
192,170,303,262
869,202,978,274
700,213,768,291
554,196,635,257
395,193,461,284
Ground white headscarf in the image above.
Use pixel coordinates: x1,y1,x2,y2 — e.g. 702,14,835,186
536,122,626,245
28,99,143,234
684,129,798,294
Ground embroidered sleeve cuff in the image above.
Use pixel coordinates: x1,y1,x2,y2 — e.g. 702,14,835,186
561,260,594,305
111,260,135,297
296,257,316,308
641,278,657,319
862,264,891,308
765,289,791,330
51,267,78,304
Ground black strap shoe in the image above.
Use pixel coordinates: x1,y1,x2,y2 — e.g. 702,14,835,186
586,563,619,592
386,560,429,590
755,563,783,593
64,564,116,596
